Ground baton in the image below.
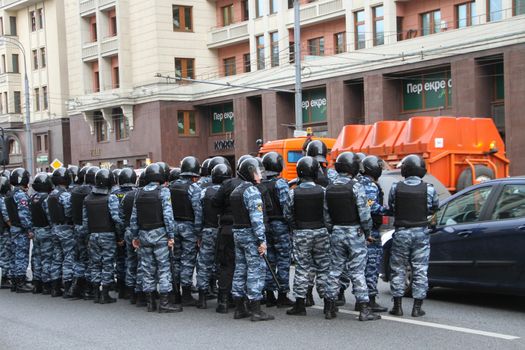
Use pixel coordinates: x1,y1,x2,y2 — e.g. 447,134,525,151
262,253,280,290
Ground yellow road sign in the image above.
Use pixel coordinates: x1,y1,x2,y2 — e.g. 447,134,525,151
50,158,63,170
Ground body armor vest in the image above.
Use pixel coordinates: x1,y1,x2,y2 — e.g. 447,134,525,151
5,191,21,227
71,185,91,225
122,190,136,228
326,181,360,226
170,181,194,221
136,188,164,230
203,186,220,228
31,193,49,228
85,193,114,233
48,188,69,225
294,185,325,229
230,183,253,229
394,181,428,228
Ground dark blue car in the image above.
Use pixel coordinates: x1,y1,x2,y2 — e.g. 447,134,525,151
382,177,525,296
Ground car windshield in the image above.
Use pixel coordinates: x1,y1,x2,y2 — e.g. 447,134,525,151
287,151,303,163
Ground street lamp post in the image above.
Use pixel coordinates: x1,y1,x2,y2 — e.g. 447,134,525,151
293,0,303,133
1,36,33,174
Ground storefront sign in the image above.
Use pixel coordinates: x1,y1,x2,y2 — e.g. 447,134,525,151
90,148,101,157
211,103,234,134
402,72,452,111
302,88,327,123
214,139,235,151
36,155,48,163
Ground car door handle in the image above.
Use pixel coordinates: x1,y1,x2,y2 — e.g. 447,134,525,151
457,230,472,237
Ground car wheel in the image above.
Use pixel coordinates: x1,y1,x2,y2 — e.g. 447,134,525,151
456,165,494,191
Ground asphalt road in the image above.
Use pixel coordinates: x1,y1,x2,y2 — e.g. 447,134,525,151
1,280,524,350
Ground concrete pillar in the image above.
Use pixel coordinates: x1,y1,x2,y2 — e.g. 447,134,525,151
327,80,347,138
261,91,294,142
451,58,476,117
234,95,262,158
364,74,399,124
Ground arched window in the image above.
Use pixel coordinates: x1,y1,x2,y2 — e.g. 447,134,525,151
9,139,21,155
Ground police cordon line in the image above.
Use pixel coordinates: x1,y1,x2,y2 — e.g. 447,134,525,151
0,140,438,321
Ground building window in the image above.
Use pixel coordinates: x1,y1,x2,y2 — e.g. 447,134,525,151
373,5,384,46
36,133,48,153
175,58,195,82
488,0,503,21
334,32,346,54
3,92,7,113
111,56,119,88
9,16,16,36
222,5,234,26
34,88,40,111
89,16,97,42
211,103,234,134
270,32,279,67
94,112,108,142
223,57,236,76
354,10,365,50
30,11,36,31
515,0,525,15
92,61,100,92
302,88,327,124
12,54,19,73
32,50,38,70
177,110,197,136
40,48,46,68
42,86,48,110
242,0,249,20
402,71,452,111
0,17,3,36
37,8,44,29
173,5,193,31
308,37,325,56
109,9,117,36
421,9,441,36
256,0,264,17
14,91,21,114
243,53,251,72
1,55,4,73
456,2,476,28
9,139,21,155
113,108,129,140
256,35,265,70
270,0,279,14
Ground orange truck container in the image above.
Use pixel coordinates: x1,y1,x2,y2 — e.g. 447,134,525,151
259,137,336,180
331,116,509,192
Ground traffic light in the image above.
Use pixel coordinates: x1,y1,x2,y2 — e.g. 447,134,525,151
0,134,9,166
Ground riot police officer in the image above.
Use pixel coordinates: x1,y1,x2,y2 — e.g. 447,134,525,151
156,162,170,186
323,152,380,321
197,158,212,186
285,157,330,317
0,175,12,289
30,173,54,294
83,169,123,304
168,168,181,185
305,140,338,187
388,155,439,317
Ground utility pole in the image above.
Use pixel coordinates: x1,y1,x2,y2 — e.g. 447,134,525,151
293,0,303,132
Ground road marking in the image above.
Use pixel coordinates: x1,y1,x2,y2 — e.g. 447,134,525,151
311,306,520,340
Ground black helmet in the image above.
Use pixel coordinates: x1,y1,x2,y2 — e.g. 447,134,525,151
362,155,384,180
262,152,283,177
144,163,164,184
169,167,181,182
211,164,232,184
306,140,328,163
85,166,100,186
356,152,367,174
0,176,10,194
112,169,122,185
1,170,10,178
296,156,319,180
335,152,360,176
238,158,260,183
68,166,79,184
236,155,253,171
118,168,137,186
52,167,71,187
95,168,116,189
156,162,170,183
399,154,427,178
77,166,89,185
10,168,30,187
32,172,53,193
200,159,211,177
138,170,147,187
180,156,200,177
208,156,230,174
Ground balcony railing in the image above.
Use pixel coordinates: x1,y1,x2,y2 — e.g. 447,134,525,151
208,21,249,48
98,0,115,9
82,42,98,61
101,36,118,56
290,0,344,24
0,113,23,124
79,0,96,15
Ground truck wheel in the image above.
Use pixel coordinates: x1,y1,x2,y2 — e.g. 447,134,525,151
457,165,494,191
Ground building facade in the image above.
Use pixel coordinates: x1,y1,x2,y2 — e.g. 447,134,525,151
66,0,525,175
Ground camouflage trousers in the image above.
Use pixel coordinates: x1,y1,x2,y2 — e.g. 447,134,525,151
50,233,63,281
265,220,291,292
171,234,182,285
138,228,173,294
196,227,218,290
32,227,53,283
292,228,330,299
0,229,12,277
232,229,265,301
9,227,30,277
73,225,90,280
51,225,76,282
176,221,198,287
325,226,369,303
89,232,116,286
124,228,144,292
365,230,383,297
390,228,430,300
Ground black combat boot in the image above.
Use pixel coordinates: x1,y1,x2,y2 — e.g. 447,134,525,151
83,282,95,300
181,286,197,306
208,278,218,300
233,298,251,319
136,292,147,307
228,293,235,308
71,278,86,300
305,286,315,307
411,299,426,317
158,293,182,313
15,277,33,293
172,283,182,305
93,284,101,304
286,297,307,316
276,292,294,308
216,289,229,314
10,277,17,292
50,280,63,297
369,295,388,313
42,281,51,295
358,302,381,321
389,297,403,316
146,292,157,312
265,290,277,307
324,298,337,320
32,280,43,294
100,285,116,304
63,280,73,299
1,276,13,290
117,279,127,299
335,287,346,307
249,300,274,322
196,289,207,309
127,287,137,304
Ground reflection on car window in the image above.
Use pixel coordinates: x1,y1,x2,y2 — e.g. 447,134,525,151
287,151,303,163
438,186,492,226
491,184,525,220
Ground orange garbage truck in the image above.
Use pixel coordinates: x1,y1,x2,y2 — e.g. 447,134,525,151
331,116,509,192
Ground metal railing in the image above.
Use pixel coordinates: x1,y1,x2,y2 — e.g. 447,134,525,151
209,21,249,46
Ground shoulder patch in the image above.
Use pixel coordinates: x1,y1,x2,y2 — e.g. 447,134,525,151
257,203,263,212
367,199,374,207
